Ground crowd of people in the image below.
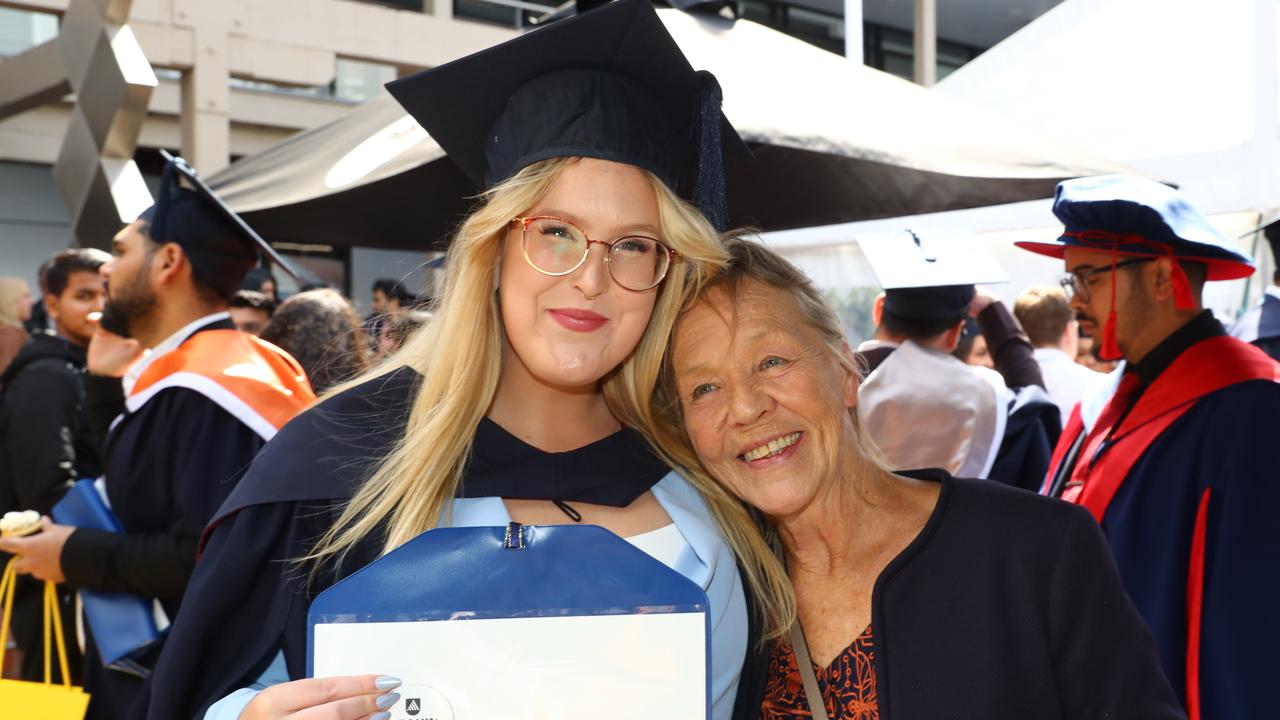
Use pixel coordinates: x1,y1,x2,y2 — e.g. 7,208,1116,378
1,1,1278,719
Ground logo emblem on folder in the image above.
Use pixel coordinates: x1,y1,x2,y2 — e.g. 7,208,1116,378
392,686,451,719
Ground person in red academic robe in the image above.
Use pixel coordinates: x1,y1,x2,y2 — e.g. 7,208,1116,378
1019,174,1279,720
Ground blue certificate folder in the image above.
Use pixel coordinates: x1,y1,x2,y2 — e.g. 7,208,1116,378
309,522,712,718
51,479,162,670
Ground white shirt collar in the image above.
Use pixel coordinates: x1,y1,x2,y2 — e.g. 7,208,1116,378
1032,347,1073,364
857,339,899,353
123,311,231,395
1265,285,1280,301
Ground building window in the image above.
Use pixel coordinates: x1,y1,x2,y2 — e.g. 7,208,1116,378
333,58,398,103
739,0,843,55
782,5,846,54
738,1,981,82
864,24,915,79
0,7,58,58
354,0,425,10
453,0,558,29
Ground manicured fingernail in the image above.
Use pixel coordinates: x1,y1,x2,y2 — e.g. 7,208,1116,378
376,692,400,710
375,675,402,691
370,713,390,720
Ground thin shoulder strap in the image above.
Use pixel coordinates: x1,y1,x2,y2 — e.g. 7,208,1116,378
789,621,831,720
771,533,830,720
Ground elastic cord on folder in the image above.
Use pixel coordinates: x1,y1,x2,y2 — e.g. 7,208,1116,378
503,522,525,549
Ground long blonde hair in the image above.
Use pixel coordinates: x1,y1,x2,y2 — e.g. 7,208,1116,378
0,278,30,328
648,236,893,642
307,157,729,571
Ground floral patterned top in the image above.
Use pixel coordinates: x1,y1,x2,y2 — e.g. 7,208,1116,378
761,625,879,720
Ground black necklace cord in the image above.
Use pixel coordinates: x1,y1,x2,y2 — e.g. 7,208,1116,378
553,498,583,522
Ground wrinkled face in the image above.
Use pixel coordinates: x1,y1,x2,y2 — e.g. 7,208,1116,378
1063,247,1151,356
498,158,662,391
672,281,860,519
230,307,270,336
100,220,159,338
48,271,107,347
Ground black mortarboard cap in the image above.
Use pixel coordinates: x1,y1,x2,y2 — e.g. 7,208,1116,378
1262,215,1280,265
883,285,975,322
139,152,314,297
385,0,748,230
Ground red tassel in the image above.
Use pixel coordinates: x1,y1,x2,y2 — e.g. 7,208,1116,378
1098,246,1123,361
1100,309,1122,360
1170,261,1195,310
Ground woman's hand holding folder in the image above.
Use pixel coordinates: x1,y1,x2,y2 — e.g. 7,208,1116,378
242,674,402,720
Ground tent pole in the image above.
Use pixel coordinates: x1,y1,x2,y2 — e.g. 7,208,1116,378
913,0,936,87
844,0,863,65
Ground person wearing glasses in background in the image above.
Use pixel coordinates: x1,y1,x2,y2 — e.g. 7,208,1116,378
140,3,759,719
1019,175,1280,720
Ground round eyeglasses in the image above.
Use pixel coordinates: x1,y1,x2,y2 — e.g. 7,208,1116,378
513,216,674,292
1059,257,1152,303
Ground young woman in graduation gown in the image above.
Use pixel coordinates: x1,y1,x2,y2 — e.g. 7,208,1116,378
139,3,772,718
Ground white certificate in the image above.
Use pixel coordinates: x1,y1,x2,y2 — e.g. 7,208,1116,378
313,612,707,719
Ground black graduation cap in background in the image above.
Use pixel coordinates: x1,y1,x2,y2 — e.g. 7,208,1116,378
385,0,749,230
1255,212,1280,266
140,150,316,295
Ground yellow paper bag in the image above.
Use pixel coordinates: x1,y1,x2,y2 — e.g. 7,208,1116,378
0,557,90,719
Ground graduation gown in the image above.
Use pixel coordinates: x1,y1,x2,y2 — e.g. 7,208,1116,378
858,302,1060,491
1044,311,1280,719
62,315,312,720
858,350,1058,491
141,365,749,720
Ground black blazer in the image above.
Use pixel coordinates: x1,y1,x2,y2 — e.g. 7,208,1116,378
734,470,1185,720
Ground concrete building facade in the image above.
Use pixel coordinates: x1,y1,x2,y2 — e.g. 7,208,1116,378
0,0,518,305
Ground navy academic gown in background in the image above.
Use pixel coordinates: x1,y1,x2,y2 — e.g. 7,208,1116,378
62,320,266,720
1047,312,1280,719
140,365,675,720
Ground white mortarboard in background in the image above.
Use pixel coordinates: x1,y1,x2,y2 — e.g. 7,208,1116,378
857,229,1010,290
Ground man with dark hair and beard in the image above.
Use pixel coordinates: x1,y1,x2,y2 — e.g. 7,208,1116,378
0,247,109,684
0,157,315,720
1020,175,1279,720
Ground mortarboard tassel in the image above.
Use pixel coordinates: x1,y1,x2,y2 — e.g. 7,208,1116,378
692,71,728,232
1099,246,1123,361
1101,308,1121,360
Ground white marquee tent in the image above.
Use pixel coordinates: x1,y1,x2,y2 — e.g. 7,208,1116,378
769,0,1276,324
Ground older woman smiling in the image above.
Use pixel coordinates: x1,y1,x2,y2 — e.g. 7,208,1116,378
657,238,1185,720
